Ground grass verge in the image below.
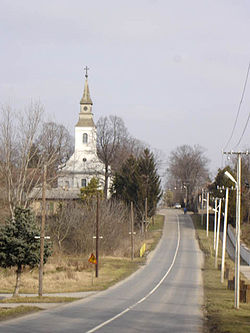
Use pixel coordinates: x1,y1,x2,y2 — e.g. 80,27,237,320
0,296,80,303
192,214,250,333
0,306,41,322
0,214,164,323
0,214,164,295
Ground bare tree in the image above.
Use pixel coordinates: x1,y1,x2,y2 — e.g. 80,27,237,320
0,102,73,216
167,145,210,208
96,115,129,198
36,121,73,181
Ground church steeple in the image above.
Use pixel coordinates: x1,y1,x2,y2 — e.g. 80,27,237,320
80,66,93,105
76,66,95,127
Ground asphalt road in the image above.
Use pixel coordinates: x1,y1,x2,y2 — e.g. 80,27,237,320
0,209,204,333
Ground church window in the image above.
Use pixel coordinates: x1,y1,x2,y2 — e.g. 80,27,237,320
81,179,87,187
83,133,88,143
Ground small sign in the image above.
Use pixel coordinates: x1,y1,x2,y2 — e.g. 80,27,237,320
140,243,146,257
88,253,97,264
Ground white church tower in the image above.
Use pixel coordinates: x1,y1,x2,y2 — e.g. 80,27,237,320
58,68,106,190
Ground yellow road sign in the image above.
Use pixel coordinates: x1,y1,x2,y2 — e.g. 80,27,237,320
88,253,97,264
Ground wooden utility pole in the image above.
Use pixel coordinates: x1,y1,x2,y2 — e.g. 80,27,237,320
95,193,99,278
130,202,134,261
39,164,47,297
145,197,148,232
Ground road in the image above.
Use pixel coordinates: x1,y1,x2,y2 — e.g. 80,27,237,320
0,209,204,333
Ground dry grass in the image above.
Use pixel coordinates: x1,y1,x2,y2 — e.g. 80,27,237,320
241,223,250,248
0,306,41,321
0,296,79,303
192,214,250,333
0,214,164,295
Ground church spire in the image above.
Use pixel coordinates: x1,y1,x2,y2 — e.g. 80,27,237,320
76,66,95,128
80,66,93,105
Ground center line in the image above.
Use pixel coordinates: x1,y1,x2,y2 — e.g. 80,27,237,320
86,213,181,333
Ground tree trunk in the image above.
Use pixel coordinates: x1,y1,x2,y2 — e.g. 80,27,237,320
104,167,109,199
13,264,22,297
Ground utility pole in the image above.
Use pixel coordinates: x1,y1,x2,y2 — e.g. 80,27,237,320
95,193,99,278
213,198,218,250
221,187,229,283
235,153,241,309
39,164,47,297
215,198,222,268
206,192,210,237
224,150,248,309
201,189,204,225
130,202,135,261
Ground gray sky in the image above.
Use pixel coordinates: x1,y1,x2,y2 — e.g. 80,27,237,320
1,0,250,176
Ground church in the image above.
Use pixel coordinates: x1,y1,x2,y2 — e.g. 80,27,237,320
29,69,109,214
58,68,107,191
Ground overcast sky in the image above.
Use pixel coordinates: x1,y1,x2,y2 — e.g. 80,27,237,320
1,0,250,177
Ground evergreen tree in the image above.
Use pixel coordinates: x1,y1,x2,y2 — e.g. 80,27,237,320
80,177,103,205
112,155,139,205
0,207,52,296
112,149,162,220
137,149,162,218
208,166,236,226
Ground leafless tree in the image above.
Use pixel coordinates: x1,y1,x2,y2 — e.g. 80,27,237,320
96,115,129,198
167,145,210,208
97,115,147,198
47,201,80,251
0,102,73,216
36,121,73,181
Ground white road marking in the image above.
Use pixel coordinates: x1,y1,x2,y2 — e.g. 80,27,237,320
86,214,181,333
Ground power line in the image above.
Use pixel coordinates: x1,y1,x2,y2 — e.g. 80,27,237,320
223,61,250,150
234,110,250,148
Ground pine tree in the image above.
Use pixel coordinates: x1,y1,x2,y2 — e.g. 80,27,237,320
80,177,103,205
137,149,162,218
0,207,52,296
112,149,162,220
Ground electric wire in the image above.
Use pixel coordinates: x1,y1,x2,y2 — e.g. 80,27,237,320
223,61,250,151
234,110,250,148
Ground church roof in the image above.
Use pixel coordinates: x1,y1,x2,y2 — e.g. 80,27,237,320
29,187,80,200
75,118,95,127
80,77,93,105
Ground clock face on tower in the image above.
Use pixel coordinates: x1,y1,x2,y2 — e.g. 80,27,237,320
84,106,88,111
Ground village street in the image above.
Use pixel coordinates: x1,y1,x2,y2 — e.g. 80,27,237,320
0,209,204,333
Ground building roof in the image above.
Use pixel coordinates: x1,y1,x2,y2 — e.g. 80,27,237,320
80,78,93,105
28,187,80,200
75,117,95,127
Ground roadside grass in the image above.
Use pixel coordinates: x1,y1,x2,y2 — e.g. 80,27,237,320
0,296,80,303
241,223,250,248
0,306,41,322
0,214,164,294
192,214,250,333
0,214,164,322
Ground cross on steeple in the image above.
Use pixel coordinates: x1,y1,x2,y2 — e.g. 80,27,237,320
84,66,89,78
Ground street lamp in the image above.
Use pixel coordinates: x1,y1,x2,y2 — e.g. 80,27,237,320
224,170,240,309
224,171,237,185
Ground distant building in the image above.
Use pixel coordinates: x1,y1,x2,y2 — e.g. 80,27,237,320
58,69,107,190
29,69,110,214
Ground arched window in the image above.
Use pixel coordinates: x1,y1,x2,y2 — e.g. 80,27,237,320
83,133,88,143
